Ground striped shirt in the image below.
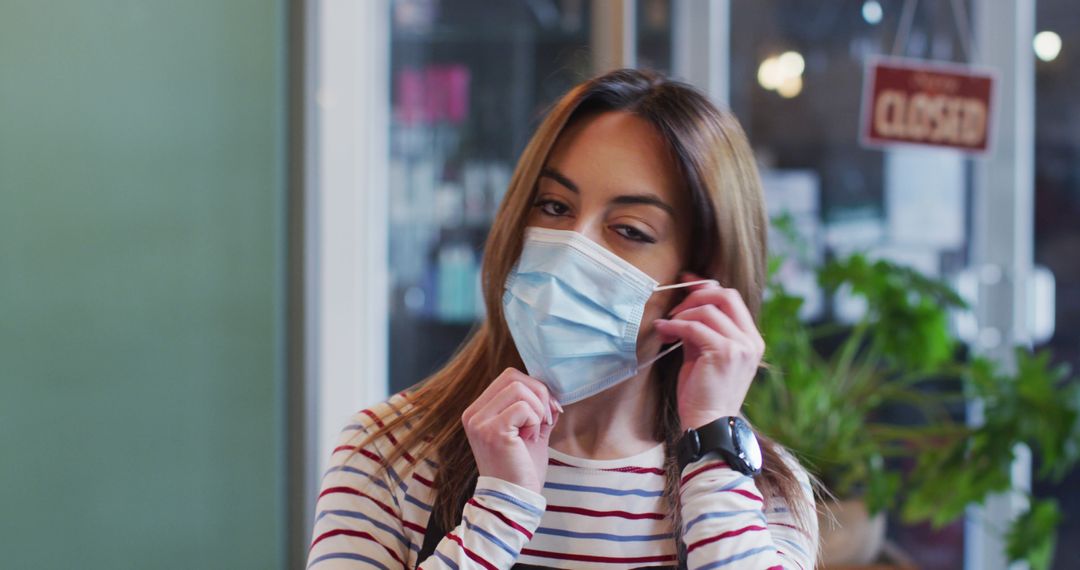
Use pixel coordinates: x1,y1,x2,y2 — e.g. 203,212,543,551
309,393,818,570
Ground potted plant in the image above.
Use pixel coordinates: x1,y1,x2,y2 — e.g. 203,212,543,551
745,218,1080,569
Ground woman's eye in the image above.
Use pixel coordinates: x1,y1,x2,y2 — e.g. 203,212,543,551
535,199,570,217
615,225,656,244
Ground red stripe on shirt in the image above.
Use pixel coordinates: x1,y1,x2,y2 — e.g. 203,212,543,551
772,519,814,540
520,549,677,564
467,498,534,539
360,408,386,428
360,409,417,465
546,504,667,520
402,519,427,535
730,488,764,502
609,465,666,475
330,445,384,469
328,446,389,473
309,529,406,567
411,472,434,487
351,407,419,465
680,461,731,485
686,524,768,553
318,486,397,520
778,550,806,570
548,457,665,475
358,448,384,464
446,532,498,570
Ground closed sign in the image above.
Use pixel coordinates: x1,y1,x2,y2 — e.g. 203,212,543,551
861,58,995,154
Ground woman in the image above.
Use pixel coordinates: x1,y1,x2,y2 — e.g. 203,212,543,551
308,68,819,569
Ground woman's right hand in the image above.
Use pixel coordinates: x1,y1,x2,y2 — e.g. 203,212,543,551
461,368,562,495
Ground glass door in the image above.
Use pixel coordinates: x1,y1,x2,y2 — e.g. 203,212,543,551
386,0,598,392
728,1,978,568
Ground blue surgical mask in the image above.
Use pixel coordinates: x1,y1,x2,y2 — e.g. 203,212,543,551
502,227,715,405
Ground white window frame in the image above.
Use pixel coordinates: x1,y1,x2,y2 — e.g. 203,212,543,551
300,0,391,554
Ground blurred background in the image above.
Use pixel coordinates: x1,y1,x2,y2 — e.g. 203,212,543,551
2,0,1078,568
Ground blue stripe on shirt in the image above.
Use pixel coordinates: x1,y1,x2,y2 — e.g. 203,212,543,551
333,422,407,494
463,515,517,558
308,552,391,570
383,463,409,494
717,475,751,491
776,536,809,558
693,545,774,570
322,466,391,492
315,509,418,553
404,492,433,512
433,550,459,569
544,481,664,498
683,509,766,533
474,488,544,517
322,465,401,510
535,526,673,542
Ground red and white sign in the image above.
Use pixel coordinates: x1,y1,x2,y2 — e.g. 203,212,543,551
860,58,996,154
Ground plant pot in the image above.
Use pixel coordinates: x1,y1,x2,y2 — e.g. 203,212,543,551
819,498,887,566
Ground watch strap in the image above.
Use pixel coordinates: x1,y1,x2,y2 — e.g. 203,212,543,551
677,416,736,473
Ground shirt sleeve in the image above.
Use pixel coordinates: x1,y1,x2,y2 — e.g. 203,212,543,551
423,476,546,569
679,454,818,570
307,414,414,569
307,412,547,570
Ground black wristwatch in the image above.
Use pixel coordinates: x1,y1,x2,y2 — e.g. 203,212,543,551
677,416,763,476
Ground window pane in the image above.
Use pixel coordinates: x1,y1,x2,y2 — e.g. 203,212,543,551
387,0,593,393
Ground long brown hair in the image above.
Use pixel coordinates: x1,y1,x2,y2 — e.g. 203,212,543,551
348,68,816,544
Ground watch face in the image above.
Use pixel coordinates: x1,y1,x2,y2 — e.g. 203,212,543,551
732,418,763,470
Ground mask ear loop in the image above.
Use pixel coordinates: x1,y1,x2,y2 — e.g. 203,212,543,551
636,279,720,371
653,278,720,291
637,339,685,371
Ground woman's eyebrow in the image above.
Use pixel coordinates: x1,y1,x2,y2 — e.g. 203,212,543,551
611,194,676,217
540,166,675,217
539,167,578,193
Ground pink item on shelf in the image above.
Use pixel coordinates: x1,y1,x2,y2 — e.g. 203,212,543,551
396,68,426,125
423,66,447,122
444,64,470,124
398,64,470,125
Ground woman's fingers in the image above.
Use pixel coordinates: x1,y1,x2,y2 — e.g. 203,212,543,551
653,318,725,353
668,277,762,349
463,368,557,425
483,400,544,442
463,371,558,494
474,379,551,427
668,304,748,345
539,408,559,440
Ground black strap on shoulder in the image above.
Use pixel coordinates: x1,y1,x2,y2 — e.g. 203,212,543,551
417,512,445,567
417,476,476,567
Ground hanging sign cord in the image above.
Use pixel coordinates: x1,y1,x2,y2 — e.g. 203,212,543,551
950,0,978,63
892,0,919,57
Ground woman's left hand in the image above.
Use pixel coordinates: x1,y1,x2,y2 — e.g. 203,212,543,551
652,272,765,430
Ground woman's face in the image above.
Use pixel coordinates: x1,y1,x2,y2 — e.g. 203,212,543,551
526,110,693,355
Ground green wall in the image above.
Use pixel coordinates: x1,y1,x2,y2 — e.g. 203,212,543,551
0,1,287,568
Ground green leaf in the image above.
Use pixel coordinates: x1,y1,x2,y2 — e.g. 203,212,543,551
757,218,1080,547
1005,499,1060,570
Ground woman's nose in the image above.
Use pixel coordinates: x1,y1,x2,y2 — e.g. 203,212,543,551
571,220,605,245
